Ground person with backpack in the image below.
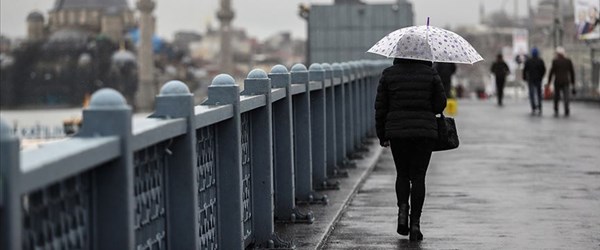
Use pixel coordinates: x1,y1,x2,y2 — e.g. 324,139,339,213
523,47,546,115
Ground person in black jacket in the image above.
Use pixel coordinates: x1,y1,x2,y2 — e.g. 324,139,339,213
547,46,575,117
375,58,447,241
434,62,457,98
523,47,546,115
490,54,510,106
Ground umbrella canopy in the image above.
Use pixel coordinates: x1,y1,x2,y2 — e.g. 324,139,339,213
367,25,483,64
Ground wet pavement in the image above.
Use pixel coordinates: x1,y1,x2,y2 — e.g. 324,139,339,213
322,100,600,249
275,139,383,249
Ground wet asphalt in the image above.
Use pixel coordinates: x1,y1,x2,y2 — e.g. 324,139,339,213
322,100,600,249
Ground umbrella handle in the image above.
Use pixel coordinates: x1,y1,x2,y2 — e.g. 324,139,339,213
426,17,432,63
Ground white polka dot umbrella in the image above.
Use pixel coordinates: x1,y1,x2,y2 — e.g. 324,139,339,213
367,25,483,64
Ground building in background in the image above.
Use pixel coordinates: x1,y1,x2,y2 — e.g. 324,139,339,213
38,0,135,43
448,0,599,98
304,0,413,64
0,0,144,108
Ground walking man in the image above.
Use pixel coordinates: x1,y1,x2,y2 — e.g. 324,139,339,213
434,62,457,98
490,54,510,106
523,47,546,115
547,47,575,117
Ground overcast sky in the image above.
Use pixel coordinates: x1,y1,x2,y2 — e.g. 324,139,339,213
0,0,540,41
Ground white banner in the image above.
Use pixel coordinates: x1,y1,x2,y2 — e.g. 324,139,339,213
575,0,600,40
512,29,528,69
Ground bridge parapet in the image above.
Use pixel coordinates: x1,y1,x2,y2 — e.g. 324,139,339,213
1,60,390,250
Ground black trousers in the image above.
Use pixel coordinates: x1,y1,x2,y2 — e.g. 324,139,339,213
553,83,570,114
495,78,505,105
390,138,434,219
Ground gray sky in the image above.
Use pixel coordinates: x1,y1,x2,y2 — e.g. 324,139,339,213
0,0,539,41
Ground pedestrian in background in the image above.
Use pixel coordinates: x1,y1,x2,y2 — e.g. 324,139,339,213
490,54,510,106
375,58,447,241
434,62,457,98
547,47,575,117
523,47,546,116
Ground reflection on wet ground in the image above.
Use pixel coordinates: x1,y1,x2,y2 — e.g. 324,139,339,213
323,100,600,249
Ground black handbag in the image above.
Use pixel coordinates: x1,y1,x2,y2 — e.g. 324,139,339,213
433,114,459,151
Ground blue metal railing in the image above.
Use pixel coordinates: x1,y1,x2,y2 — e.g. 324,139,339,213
0,60,389,250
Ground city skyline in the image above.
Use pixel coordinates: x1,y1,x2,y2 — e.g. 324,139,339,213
1,0,540,41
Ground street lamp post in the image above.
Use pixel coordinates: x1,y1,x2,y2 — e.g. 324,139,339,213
299,4,310,65
552,0,564,49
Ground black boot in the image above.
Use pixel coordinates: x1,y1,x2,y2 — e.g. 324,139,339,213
397,204,409,235
409,216,423,241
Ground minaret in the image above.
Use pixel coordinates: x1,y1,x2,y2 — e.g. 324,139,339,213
513,0,519,20
217,0,235,75
479,2,485,24
26,11,45,41
101,7,124,43
135,0,156,111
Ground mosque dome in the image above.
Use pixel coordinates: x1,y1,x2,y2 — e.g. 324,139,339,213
111,49,136,64
43,28,91,51
26,11,44,22
104,6,122,17
53,0,129,11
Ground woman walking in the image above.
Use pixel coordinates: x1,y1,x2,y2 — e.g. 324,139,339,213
368,22,481,241
375,58,447,241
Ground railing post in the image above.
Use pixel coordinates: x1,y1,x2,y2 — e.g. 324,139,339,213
357,62,368,145
341,63,355,160
202,74,243,249
269,65,314,223
322,64,337,177
351,62,368,154
350,62,363,156
241,69,291,248
332,63,348,167
290,64,328,204
149,81,199,249
367,62,374,136
369,61,380,136
308,63,326,188
323,63,348,178
77,88,135,249
1,118,22,250
358,61,366,139
290,63,311,202
309,63,339,190
366,61,375,137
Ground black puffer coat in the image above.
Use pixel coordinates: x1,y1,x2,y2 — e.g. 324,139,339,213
523,56,546,82
375,59,447,142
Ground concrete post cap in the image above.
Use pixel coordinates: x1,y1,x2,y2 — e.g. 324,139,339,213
309,63,324,81
291,64,308,72
341,62,351,70
270,64,289,74
159,80,191,96
332,63,343,77
211,74,237,86
308,63,323,71
331,63,342,71
321,63,332,72
89,88,128,109
291,64,309,84
247,69,269,79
